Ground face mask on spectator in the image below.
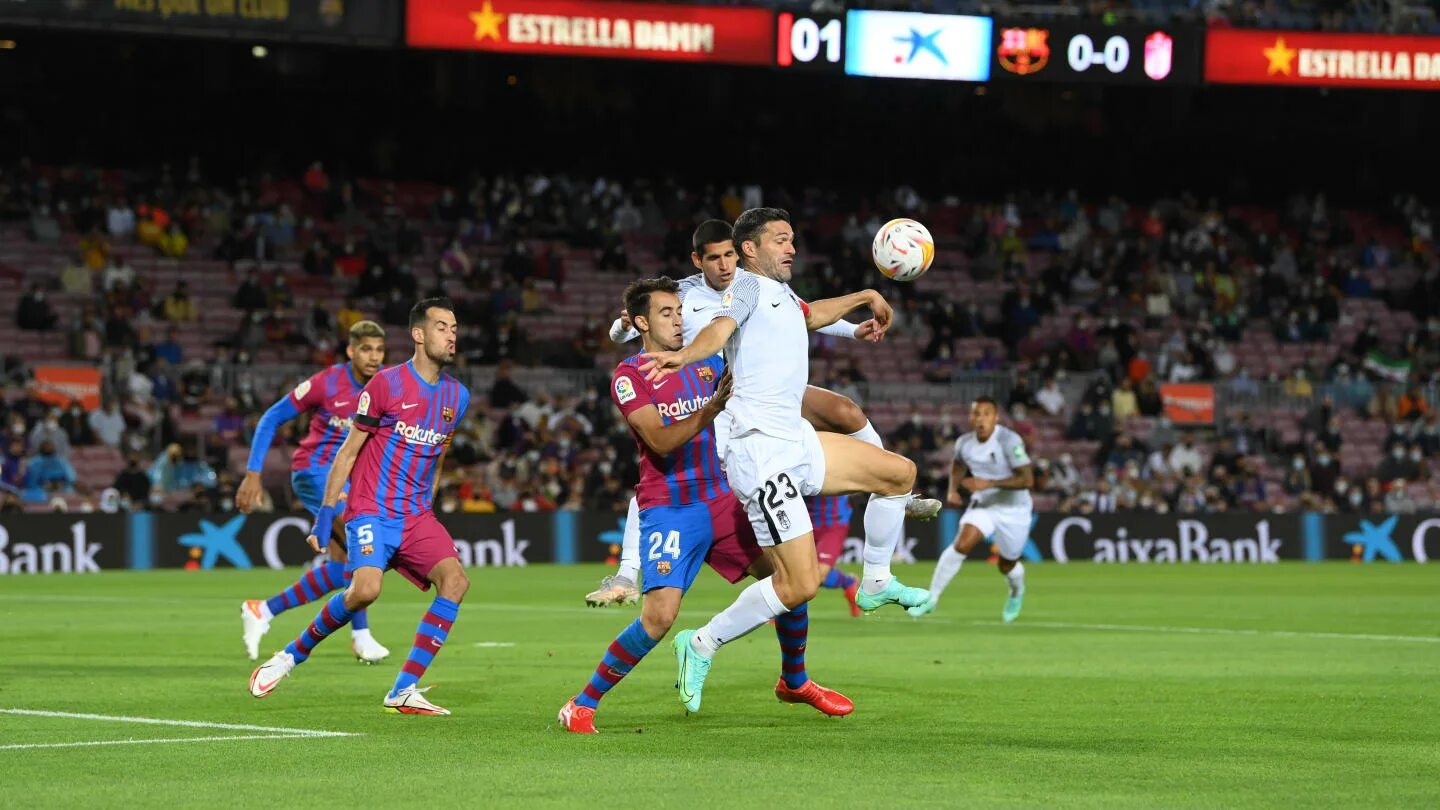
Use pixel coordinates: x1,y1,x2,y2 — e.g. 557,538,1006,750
1318,454,1331,466
1349,491,1364,506
1336,481,1348,494
1393,447,1406,460
1293,458,1305,471
1410,449,1423,462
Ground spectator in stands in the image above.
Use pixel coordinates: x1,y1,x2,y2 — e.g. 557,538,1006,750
1399,385,1429,422
214,398,244,445
61,252,93,295
161,281,198,323
27,409,70,459
489,359,528,409
107,198,136,239
111,454,149,507
0,437,24,496
1049,452,1080,496
1405,446,1428,482
1417,413,1440,455
1283,454,1312,496
1384,479,1419,514
148,443,216,494
336,298,364,338
232,272,268,311
23,440,76,498
30,204,61,242
158,223,188,258
267,275,294,309
88,400,126,449
303,161,330,196
1111,377,1139,420
1037,377,1065,416
16,283,57,332
1233,459,1269,510
1169,437,1204,477
1369,384,1400,422
59,402,94,447
151,327,183,366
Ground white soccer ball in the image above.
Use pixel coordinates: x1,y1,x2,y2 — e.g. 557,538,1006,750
871,218,935,282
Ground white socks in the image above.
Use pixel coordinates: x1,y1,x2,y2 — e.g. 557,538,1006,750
257,601,275,621
691,576,788,657
929,545,966,601
1005,562,1026,597
849,420,884,449
861,493,909,593
617,496,641,583
352,627,373,641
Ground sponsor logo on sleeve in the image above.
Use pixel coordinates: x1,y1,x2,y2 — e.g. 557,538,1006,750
357,392,371,415
615,375,637,404
293,379,312,400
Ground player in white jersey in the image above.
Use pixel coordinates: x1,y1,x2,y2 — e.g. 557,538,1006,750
641,207,937,714
584,219,927,608
909,396,1034,623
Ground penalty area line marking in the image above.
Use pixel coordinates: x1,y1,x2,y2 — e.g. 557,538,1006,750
0,708,359,737
472,642,515,648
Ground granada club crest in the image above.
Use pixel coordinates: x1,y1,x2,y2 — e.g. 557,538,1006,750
442,406,455,423
698,366,715,383
998,27,1050,76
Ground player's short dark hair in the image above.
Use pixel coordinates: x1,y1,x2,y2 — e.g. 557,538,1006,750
348,320,385,343
973,396,1000,411
623,276,680,330
732,207,790,258
692,219,734,255
409,297,454,329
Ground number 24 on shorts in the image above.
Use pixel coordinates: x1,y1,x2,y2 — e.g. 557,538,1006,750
647,530,680,560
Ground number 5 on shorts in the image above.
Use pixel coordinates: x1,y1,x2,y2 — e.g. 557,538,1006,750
357,523,375,556
647,530,681,560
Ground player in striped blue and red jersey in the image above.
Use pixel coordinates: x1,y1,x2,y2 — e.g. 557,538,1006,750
808,495,863,617
558,276,852,734
249,298,472,717
236,319,390,664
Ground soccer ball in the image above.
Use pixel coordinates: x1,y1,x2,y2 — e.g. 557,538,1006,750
871,218,935,282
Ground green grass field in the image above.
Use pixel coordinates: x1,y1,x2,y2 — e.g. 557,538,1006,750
3,562,1438,808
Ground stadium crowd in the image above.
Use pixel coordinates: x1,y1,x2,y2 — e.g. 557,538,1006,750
2,157,1439,516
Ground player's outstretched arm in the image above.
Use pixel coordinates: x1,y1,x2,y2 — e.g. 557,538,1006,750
948,460,968,507
639,317,737,382
965,465,1035,493
237,394,303,513
624,372,732,455
305,428,370,553
805,290,893,335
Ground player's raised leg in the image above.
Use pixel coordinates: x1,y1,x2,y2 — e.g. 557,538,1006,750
815,431,932,612
802,385,941,522
585,495,641,607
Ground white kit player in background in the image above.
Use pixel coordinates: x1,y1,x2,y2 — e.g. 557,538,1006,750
642,207,940,714
910,396,1034,623
585,218,889,607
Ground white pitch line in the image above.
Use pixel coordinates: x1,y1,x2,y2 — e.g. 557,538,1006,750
0,708,357,737
955,619,1440,644
0,734,332,751
472,642,515,648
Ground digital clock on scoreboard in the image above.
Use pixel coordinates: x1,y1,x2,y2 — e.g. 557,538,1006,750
775,13,845,71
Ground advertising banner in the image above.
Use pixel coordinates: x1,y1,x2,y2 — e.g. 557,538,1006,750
0,515,128,575
0,0,400,46
406,0,774,66
148,511,555,570
1160,383,1216,425
1205,29,1440,90
990,21,1202,85
31,366,103,411
843,10,992,82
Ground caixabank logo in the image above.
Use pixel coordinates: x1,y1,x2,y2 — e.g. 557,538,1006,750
1330,515,1440,563
0,517,119,574
1042,515,1294,563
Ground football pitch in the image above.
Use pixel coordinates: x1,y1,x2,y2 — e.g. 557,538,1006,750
3,563,1437,808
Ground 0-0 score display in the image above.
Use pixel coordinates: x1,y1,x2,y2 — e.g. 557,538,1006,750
776,13,845,70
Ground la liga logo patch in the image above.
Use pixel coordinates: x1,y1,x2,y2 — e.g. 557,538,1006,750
357,392,371,416
615,375,637,405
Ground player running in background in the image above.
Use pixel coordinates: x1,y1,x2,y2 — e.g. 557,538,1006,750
808,495,862,617
643,208,941,714
249,298,472,716
559,277,852,733
909,397,1033,622
585,218,929,607
236,320,389,663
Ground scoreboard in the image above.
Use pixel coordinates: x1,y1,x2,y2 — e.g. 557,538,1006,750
775,12,844,70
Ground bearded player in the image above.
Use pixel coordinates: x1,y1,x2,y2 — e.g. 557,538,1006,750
909,397,1032,622
559,277,852,733
236,320,389,663
585,218,935,608
250,298,471,716
643,208,936,714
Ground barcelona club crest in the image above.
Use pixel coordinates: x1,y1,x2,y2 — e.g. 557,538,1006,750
698,366,715,383
998,27,1050,76
442,406,455,423
657,561,672,575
